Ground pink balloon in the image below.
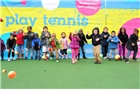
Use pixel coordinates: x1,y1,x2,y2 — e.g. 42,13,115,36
21,0,26,5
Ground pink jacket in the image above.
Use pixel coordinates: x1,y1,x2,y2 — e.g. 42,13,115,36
69,34,80,49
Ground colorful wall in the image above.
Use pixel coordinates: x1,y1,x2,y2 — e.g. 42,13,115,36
0,0,140,59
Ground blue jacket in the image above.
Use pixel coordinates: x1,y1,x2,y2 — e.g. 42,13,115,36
107,36,119,49
32,38,42,47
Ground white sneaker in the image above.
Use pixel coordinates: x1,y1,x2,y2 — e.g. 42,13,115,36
75,59,77,63
103,57,107,59
126,61,129,64
72,61,75,64
8,58,10,62
136,60,139,62
62,55,64,59
66,55,68,59
12,58,15,61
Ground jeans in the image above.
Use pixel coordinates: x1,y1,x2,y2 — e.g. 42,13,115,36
18,44,24,54
35,50,41,59
102,45,108,57
109,48,118,58
26,48,34,58
126,49,138,59
0,50,4,60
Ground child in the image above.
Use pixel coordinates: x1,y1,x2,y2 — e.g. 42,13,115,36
24,26,35,60
32,34,41,60
78,29,88,60
107,31,119,61
6,33,16,62
118,27,128,60
86,27,102,64
13,28,25,60
60,32,69,59
125,29,139,63
40,26,51,60
69,31,80,64
0,38,6,61
49,33,60,62
101,27,110,59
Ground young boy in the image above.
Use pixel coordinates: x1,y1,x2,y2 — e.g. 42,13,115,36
101,27,110,59
24,26,35,60
86,27,102,64
0,38,6,61
49,33,60,63
41,26,51,60
125,29,139,63
78,29,88,60
6,33,16,62
32,34,42,60
107,31,119,61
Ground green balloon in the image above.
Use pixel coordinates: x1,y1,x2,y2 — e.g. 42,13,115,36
99,54,103,58
67,49,71,54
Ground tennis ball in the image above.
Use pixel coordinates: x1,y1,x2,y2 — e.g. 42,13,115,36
8,71,16,79
48,48,53,51
67,49,71,54
15,51,19,54
99,54,103,58
42,55,46,59
2,69,6,74
115,55,121,60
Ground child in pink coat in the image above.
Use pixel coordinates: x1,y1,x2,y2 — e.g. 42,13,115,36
69,31,80,64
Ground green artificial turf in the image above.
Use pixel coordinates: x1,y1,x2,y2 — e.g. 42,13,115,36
1,59,140,89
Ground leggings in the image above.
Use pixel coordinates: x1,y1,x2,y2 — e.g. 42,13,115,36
72,48,79,59
8,49,15,58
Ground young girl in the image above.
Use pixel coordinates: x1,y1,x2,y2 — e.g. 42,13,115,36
60,32,69,59
49,33,60,62
13,28,25,60
0,38,6,61
40,26,51,60
118,27,128,60
78,29,88,60
24,26,35,60
69,31,80,64
6,34,16,62
101,27,110,59
125,29,139,63
86,27,102,64
32,34,42,60
107,31,119,61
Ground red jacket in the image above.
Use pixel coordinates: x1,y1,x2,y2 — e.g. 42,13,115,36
13,32,24,44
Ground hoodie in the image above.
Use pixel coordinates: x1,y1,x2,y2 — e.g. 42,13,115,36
86,27,101,46
32,34,42,50
6,38,16,49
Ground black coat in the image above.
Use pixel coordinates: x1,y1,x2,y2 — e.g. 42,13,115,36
78,33,87,46
6,38,16,49
24,31,34,48
118,33,128,45
100,32,110,46
126,34,138,52
86,34,101,46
